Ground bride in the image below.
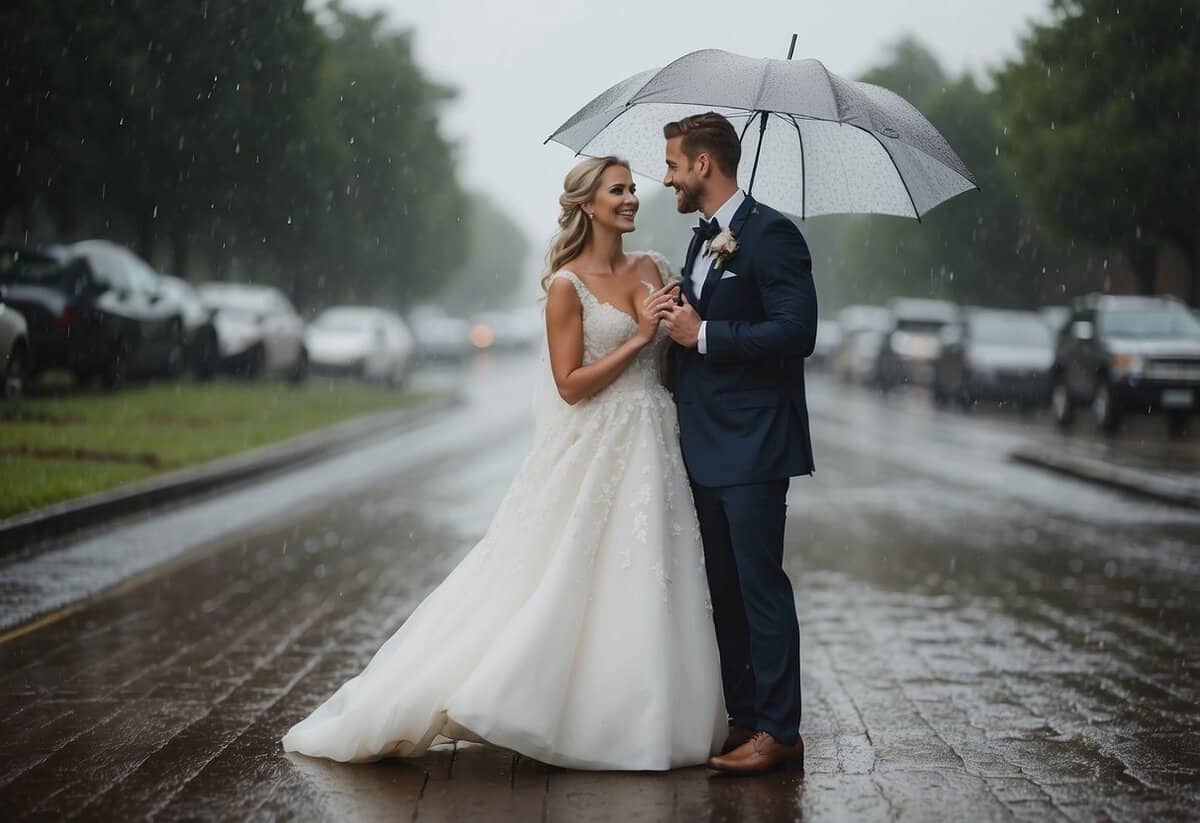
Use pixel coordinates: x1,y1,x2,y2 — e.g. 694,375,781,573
281,156,725,770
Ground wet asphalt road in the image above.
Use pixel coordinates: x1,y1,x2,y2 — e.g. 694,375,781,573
1,353,1198,821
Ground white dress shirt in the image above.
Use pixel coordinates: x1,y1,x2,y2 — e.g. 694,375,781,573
689,189,745,354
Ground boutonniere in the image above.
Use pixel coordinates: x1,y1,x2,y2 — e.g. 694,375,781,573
705,228,739,270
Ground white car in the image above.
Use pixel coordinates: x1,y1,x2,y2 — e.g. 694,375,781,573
469,307,542,352
409,306,471,362
198,282,308,381
306,306,416,385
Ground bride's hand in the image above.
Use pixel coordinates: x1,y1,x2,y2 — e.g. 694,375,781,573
634,282,680,345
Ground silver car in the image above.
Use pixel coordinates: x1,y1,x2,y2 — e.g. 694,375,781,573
198,282,308,381
306,306,416,385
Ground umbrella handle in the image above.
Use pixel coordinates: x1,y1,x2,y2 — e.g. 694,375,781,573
747,35,796,195
747,111,768,195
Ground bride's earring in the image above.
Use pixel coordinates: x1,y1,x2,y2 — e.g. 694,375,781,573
585,211,594,220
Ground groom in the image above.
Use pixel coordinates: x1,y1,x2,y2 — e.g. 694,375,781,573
660,112,817,775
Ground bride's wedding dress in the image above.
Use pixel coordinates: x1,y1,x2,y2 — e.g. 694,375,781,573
281,253,725,770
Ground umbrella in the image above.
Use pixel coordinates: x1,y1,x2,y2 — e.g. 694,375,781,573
545,36,977,221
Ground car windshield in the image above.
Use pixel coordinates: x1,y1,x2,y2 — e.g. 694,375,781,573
896,319,946,335
1102,308,1200,340
971,314,1053,347
0,251,67,285
313,312,373,332
210,304,261,323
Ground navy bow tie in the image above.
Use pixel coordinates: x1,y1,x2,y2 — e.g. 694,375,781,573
694,217,720,241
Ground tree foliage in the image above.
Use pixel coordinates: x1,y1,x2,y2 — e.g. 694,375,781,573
436,191,532,314
995,0,1199,300
0,0,473,311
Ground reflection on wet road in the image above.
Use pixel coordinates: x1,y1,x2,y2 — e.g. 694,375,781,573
1,355,1197,820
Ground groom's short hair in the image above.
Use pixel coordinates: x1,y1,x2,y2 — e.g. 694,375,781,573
663,113,741,178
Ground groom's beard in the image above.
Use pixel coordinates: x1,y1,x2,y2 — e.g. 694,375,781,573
673,182,702,214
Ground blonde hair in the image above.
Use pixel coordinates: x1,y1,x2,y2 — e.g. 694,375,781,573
541,156,630,292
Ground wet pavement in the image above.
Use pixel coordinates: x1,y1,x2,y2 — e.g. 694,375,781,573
1,355,1198,821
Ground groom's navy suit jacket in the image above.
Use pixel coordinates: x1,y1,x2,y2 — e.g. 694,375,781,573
671,195,817,488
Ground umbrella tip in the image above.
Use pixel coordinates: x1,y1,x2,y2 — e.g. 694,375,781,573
787,33,797,60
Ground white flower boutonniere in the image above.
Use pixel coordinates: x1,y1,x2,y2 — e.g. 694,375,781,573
705,228,739,270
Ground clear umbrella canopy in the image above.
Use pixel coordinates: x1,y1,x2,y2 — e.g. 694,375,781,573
547,49,978,221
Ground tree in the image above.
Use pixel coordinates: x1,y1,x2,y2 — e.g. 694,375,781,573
300,4,470,309
0,1,473,312
996,0,1199,302
436,191,532,314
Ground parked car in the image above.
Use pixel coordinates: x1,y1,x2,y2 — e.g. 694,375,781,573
874,298,958,390
157,274,219,379
932,308,1055,410
810,320,842,370
470,307,541,352
0,290,31,398
198,282,308,381
306,306,416,385
0,242,184,387
1038,305,1070,334
1051,294,1200,434
409,306,472,363
830,305,890,384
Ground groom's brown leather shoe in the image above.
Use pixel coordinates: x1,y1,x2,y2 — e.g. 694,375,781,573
707,731,805,775
720,725,755,755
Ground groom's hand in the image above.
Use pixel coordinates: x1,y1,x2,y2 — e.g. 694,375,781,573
665,291,701,348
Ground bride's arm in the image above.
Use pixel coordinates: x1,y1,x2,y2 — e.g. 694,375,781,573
546,277,674,405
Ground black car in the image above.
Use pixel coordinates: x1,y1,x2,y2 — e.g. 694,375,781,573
0,241,185,387
933,308,1055,410
1051,294,1200,434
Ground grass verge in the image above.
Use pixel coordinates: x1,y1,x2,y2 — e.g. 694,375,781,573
0,377,432,518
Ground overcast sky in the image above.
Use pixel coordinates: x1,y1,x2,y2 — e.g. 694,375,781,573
344,0,1050,260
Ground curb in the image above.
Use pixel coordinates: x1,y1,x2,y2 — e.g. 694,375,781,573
0,391,461,556
1010,448,1200,510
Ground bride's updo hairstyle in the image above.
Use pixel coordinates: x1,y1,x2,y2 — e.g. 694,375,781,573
541,155,630,292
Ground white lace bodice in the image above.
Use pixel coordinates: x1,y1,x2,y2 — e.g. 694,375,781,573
550,252,675,400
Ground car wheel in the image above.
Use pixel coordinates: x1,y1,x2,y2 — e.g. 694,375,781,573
1091,378,1121,434
193,330,218,381
1166,411,1190,439
100,337,131,390
1051,375,1074,428
238,344,266,379
163,322,186,379
288,348,308,384
3,343,29,399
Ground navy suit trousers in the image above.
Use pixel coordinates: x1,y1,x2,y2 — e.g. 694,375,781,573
691,478,801,744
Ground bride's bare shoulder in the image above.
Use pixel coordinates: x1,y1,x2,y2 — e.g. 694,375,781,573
632,251,674,286
545,273,583,312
